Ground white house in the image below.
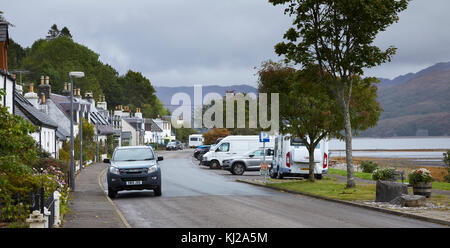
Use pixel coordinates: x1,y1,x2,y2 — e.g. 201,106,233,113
153,118,175,143
14,91,58,157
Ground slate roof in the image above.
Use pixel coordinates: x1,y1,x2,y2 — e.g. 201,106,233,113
51,93,109,126
124,118,144,131
144,118,163,132
14,91,58,129
97,124,115,135
56,129,69,140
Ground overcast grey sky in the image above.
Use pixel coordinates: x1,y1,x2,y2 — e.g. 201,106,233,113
2,0,450,87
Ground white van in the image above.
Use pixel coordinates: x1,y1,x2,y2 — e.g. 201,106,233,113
189,134,203,148
270,134,329,179
201,135,274,169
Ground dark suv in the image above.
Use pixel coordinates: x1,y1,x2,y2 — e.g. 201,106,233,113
104,146,163,198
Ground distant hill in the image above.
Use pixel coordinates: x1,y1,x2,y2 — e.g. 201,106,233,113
155,62,450,137
155,84,258,112
377,61,450,88
363,62,450,137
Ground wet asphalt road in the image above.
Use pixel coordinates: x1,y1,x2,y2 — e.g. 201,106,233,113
104,149,444,228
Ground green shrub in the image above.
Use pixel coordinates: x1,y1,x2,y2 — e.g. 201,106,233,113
360,161,378,173
372,167,395,181
444,150,450,183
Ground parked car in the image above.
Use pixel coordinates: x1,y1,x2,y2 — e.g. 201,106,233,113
222,148,274,175
270,134,329,180
105,146,164,198
166,141,183,150
194,145,210,160
201,135,274,169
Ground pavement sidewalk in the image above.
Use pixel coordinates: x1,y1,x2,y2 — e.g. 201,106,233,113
62,163,128,228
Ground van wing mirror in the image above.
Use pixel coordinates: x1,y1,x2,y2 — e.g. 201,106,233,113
157,156,164,161
103,158,110,164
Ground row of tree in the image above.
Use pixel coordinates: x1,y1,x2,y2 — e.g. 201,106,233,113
266,0,410,186
7,24,168,118
199,1,410,187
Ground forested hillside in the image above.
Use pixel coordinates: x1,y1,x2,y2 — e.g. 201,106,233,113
7,26,168,118
362,62,450,136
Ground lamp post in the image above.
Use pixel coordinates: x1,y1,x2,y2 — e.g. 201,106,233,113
69,71,84,191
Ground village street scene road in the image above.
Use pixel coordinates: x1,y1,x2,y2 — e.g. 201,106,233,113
102,150,443,228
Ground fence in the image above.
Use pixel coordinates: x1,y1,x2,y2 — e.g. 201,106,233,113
28,187,60,228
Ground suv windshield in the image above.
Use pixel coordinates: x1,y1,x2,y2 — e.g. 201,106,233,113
113,148,155,161
168,142,176,146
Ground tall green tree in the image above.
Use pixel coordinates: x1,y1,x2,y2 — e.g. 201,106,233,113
60,26,72,39
46,24,60,40
7,39,26,71
269,0,409,188
258,62,381,181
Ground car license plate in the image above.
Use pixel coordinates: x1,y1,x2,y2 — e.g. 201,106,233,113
301,168,309,170
126,181,142,185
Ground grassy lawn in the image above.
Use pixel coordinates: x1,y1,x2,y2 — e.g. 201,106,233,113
328,168,450,191
328,168,373,180
432,182,450,191
269,177,376,201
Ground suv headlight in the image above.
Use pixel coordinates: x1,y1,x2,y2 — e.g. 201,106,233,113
148,165,158,174
109,166,120,175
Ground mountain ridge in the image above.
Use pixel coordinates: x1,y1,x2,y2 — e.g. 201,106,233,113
155,62,450,137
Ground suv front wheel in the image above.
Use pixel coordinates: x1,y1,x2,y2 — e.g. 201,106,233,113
154,185,162,196
108,187,117,198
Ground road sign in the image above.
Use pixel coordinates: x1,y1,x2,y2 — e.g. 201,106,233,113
259,132,270,143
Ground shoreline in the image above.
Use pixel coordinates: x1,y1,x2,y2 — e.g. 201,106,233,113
330,149,448,152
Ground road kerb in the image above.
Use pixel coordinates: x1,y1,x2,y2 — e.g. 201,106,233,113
97,167,132,228
236,179,450,227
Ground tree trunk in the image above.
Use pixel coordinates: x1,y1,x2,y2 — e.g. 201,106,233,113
343,103,355,188
308,147,315,182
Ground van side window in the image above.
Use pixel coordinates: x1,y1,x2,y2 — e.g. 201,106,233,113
217,143,229,152
291,137,305,146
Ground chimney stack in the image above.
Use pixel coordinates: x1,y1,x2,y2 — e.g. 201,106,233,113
41,92,46,104
61,82,70,96
114,105,123,117
39,92,48,114
24,83,39,108
38,75,51,101
74,88,81,98
96,94,107,110
85,92,94,104
0,22,9,71
135,107,143,119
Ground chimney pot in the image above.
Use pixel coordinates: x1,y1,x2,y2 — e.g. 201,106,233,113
41,93,46,104
45,76,49,85
40,76,45,85
29,83,34,93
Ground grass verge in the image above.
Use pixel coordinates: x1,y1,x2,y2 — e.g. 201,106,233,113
328,168,373,180
328,168,450,191
269,177,375,201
